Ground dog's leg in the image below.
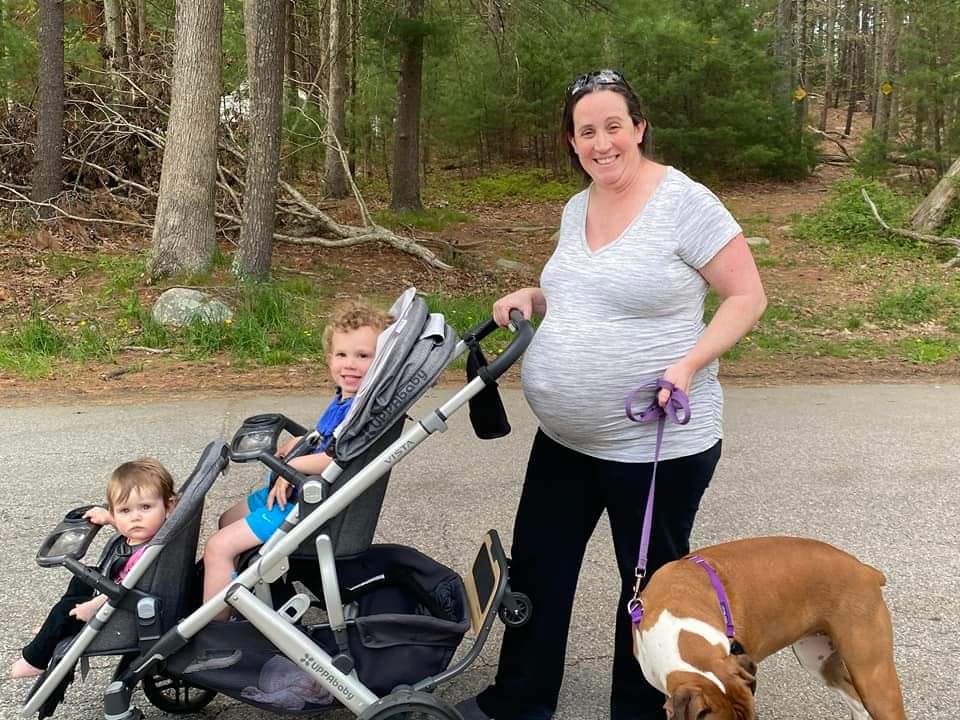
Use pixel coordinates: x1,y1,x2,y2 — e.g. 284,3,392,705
792,635,870,720
828,600,907,720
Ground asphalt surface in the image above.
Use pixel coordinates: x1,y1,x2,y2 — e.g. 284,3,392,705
1,384,957,719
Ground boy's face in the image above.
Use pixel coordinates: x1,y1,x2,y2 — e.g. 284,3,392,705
328,326,379,398
111,487,170,546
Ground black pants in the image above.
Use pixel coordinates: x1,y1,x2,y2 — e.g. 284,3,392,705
22,575,93,670
477,430,721,720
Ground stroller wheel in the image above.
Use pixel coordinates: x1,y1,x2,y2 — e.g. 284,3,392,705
498,591,532,628
359,688,462,719
141,672,217,714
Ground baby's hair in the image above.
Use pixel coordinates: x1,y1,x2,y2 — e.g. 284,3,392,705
322,299,392,354
107,458,176,511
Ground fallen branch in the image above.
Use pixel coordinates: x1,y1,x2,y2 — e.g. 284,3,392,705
808,125,851,160
482,224,557,233
861,188,960,268
0,183,153,228
120,345,170,354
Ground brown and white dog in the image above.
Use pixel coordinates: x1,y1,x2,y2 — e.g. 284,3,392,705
632,536,906,720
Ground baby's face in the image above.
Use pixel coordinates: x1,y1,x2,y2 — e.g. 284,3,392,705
111,487,169,546
328,326,379,398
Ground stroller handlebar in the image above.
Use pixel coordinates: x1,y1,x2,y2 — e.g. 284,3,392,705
483,310,534,381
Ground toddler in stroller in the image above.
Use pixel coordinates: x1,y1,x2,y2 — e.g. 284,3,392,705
21,287,534,720
203,299,391,620
11,459,176,679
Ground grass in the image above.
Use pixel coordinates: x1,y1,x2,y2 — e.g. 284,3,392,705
4,172,960,381
373,207,472,232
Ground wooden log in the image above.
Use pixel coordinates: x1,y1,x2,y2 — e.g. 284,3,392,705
910,155,960,233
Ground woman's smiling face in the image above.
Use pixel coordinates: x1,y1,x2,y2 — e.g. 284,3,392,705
569,90,646,187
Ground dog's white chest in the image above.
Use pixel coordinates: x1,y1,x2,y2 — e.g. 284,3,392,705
633,609,730,694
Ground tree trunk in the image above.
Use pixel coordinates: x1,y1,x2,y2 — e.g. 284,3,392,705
390,0,424,212
873,1,900,143
234,0,287,280
316,0,330,92
843,0,859,137
819,0,836,131
910,155,960,233
125,0,140,64
0,0,8,119
793,0,808,136
102,0,128,78
32,0,64,216
323,0,349,197
137,0,146,51
148,0,223,279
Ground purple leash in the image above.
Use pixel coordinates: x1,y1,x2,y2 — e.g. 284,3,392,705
624,378,690,625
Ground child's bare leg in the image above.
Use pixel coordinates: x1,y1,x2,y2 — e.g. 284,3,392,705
203,520,262,621
218,498,250,529
10,656,43,679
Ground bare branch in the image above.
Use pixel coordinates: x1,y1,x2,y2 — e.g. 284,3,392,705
861,188,960,267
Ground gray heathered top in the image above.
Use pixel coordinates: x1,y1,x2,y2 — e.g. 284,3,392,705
520,167,742,463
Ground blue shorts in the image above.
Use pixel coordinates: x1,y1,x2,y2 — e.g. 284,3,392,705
245,484,295,543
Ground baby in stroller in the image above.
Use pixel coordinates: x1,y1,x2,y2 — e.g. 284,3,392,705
202,299,391,620
11,459,176,679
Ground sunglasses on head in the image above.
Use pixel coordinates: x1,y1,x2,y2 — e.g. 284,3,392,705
567,69,626,96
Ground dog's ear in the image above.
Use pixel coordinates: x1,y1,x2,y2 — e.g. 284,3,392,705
728,653,757,694
666,686,711,720
719,653,758,720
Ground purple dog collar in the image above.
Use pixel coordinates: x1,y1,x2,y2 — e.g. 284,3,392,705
688,554,737,640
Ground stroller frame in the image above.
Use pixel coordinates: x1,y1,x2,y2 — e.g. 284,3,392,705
22,309,532,720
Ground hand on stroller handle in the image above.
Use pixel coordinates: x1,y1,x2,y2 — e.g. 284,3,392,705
461,310,533,383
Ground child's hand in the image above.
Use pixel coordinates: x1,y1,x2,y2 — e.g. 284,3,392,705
276,435,302,459
83,507,113,526
69,596,106,623
266,478,293,510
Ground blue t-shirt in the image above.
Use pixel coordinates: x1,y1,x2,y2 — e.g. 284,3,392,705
313,392,354,454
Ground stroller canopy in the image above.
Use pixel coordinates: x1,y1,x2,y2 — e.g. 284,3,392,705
334,288,457,462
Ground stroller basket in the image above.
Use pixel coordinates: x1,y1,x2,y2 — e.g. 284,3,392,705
164,545,468,713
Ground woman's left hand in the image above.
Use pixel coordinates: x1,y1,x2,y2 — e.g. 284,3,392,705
659,361,696,407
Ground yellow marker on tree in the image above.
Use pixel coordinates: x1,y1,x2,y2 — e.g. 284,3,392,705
793,86,807,102
880,81,894,96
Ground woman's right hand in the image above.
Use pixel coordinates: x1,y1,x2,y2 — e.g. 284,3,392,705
493,287,544,326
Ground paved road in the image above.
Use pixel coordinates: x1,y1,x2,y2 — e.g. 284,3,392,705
1,384,957,719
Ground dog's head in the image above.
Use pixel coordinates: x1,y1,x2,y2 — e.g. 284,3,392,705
664,654,757,720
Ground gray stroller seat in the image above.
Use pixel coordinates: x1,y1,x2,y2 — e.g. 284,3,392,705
27,441,229,719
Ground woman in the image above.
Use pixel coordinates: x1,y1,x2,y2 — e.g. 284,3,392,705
458,70,767,720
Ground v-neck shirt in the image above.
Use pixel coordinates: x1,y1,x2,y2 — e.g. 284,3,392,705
520,167,741,462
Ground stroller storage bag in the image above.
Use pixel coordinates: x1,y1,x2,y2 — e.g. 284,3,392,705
164,544,469,714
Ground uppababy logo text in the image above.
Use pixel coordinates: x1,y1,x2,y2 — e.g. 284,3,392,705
365,369,429,435
299,653,356,701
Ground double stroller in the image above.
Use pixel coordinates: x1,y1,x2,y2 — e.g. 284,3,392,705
22,288,534,720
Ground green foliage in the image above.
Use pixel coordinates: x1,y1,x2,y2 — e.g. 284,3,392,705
792,180,920,252
423,294,500,336
373,207,472,232
64,321,119,361
97,255,148,298
11,312,66,356
896,338,960,364
853,132,892,179
874,284,943,325
619,0,815,179
448,170,580,203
